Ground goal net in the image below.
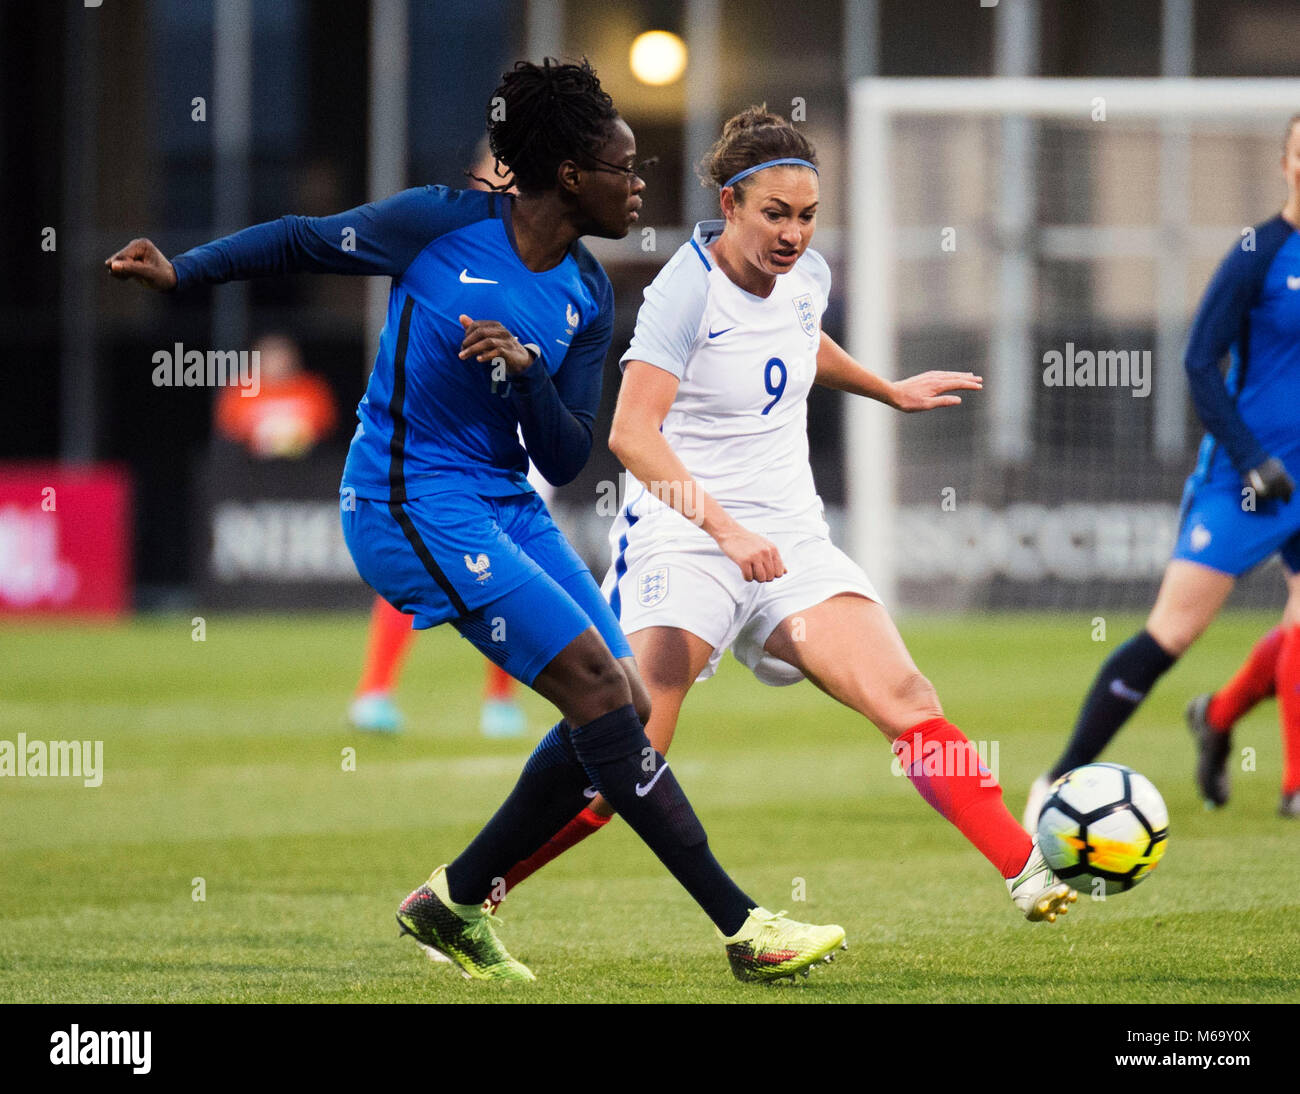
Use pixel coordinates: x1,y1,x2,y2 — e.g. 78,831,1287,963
845,78,1300,613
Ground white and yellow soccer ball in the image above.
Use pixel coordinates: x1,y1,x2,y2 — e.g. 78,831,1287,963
1036,762,1169,896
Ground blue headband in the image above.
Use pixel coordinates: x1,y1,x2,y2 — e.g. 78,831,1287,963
721,157,818,191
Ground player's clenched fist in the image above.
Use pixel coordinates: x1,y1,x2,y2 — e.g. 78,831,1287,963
457,314,536,375
1245,457,1295,504
716,525,786,583
105,238,177,292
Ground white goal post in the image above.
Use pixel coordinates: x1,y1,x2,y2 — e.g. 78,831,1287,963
846,78,1300,610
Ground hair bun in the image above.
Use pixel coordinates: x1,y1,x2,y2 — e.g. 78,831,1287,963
699,104,817,193
721,105,784,137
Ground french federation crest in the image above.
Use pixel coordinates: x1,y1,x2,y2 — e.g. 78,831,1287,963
464,553,492,582
637,566,669,607
792,292,817,337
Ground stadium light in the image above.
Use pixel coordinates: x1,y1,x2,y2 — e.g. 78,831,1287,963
629,30,687,86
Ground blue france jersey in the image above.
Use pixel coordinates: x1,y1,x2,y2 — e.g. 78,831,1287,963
171,187,614,501
1186,215,1300,483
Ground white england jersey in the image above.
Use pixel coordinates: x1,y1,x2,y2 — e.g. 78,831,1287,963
617,220,831,539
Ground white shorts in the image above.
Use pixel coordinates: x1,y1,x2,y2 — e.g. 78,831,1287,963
602,525,880,687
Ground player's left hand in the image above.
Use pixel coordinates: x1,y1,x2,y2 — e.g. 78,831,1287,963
890,371,982,412
1245,457,1295,504
458,315,536,375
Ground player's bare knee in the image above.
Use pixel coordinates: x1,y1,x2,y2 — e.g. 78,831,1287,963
1146,621,1196,658
1282,587,1300,628
579,656,634,720
631,687,652,727
614,659,653,725
888,671,943,733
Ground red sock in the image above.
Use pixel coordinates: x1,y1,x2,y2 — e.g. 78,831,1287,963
1207,626,1283,732
356,596,416,695
484,661,515,702
489,807,611,910
893,717,1032,878
1275,627,1300,795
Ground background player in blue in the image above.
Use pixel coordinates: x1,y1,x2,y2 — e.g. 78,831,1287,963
1026,114,1300,825
107,59,846,983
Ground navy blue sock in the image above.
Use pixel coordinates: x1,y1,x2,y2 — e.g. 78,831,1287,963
568,704,754,936
1050,630,1177,779
446,720,591,905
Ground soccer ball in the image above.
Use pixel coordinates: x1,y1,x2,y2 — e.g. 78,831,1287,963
1036,763,1169,896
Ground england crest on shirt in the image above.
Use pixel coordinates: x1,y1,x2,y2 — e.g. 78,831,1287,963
792,292,817,336
637,566,669,607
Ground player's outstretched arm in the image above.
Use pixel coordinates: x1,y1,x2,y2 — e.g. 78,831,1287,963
107,188,455,295
105,238,177,292
814,330,981,411
610,360,785,583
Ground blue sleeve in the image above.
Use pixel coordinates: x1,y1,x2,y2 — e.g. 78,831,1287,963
619,247,708,378
1184,225,1286,474
510,266,613,487
169,185,475,291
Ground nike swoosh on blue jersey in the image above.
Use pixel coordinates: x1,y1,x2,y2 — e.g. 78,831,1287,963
708,326,735,339
459,269,499,284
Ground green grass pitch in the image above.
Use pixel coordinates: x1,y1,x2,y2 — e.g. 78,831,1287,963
2,610,1296,1004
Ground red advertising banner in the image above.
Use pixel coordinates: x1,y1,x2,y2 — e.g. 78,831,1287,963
0,464,132,617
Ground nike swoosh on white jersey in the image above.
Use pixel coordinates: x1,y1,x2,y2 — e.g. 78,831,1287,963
459,269,499,284
634,763,670,797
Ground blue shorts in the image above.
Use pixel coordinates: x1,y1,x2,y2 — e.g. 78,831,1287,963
1172,471,1300,576
342,490,631,684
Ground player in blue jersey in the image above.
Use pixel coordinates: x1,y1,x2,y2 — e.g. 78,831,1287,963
1026,113,1300,825
107,59,846,983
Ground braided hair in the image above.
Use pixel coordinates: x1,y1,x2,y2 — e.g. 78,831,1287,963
476,58,619,195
